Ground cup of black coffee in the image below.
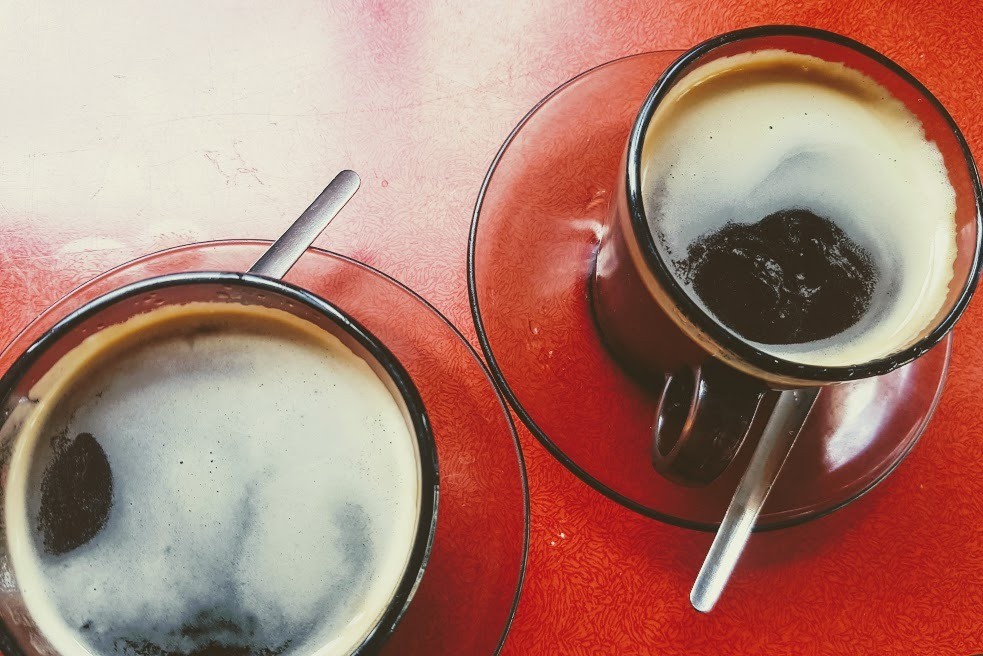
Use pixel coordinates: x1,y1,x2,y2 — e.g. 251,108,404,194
592,26,982,486
0,174,439,656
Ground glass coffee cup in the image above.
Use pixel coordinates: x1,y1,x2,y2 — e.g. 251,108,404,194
594,26,981,484
0,173,440,655
591,26,982,608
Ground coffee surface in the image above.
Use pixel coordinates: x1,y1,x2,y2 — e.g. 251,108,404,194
3,303,422,656
642,50,957,366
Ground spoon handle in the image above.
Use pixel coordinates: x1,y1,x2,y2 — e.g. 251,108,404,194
690,386,820,613
249,170,361,280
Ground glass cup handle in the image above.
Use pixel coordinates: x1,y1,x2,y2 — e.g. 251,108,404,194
651,361,767,486
249,170,361,280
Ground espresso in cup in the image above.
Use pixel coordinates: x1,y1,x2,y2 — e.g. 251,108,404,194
2,302,424,656
641,49,957,365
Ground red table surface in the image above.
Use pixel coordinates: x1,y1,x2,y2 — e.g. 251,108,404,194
1,2,981,654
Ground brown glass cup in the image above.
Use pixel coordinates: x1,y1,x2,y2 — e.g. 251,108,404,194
591,26,983,487
0,174,440,655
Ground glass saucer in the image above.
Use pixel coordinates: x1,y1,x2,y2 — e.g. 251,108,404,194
468,51,950,531
0,241,528,655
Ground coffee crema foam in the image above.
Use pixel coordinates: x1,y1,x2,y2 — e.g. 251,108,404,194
642,50,957,367
3,303,422,656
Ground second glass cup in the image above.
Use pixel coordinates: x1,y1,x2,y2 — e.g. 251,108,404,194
590,26,982,610
593,26,982,487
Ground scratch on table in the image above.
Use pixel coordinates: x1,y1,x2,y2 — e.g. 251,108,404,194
231,140,265,186
203,147,265,187
203,151,231,185
121,91,490,128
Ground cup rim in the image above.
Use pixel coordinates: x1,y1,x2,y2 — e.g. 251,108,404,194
625,24,983,383
0,270,439,656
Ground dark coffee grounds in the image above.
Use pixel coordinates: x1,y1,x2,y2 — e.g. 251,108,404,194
678,209,877,345
38,431,113,555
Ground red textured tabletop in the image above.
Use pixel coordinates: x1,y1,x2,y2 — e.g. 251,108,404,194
1,1,982,654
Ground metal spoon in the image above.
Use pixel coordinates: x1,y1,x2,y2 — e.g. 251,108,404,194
690,386,820,612
249,169,361,279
